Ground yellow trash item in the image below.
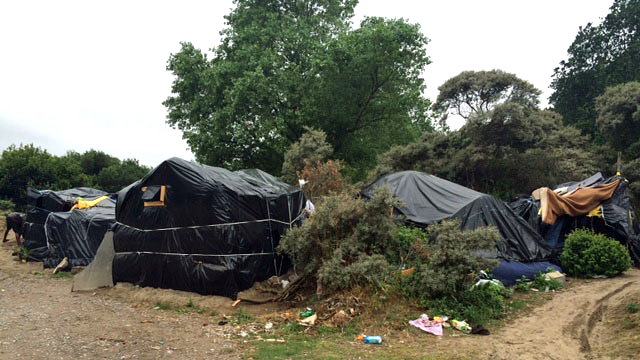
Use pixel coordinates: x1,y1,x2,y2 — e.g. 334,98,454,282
71,196,109,211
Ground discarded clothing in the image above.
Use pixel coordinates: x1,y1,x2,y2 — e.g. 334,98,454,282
409,314,443,336
537,180,620,225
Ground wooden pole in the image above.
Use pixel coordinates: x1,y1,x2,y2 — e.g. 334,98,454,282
617,151,622,175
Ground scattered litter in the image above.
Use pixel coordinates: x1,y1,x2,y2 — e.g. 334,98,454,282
401,267,415,277
240,331,248,337
159,341,165,345
299,313,317,326
265,322,273,330
472,279,504,290
140,320,153,324
218,321,228,326
299,308,314,318
282,312,294,320
153,306,160,310
408,314,443,336
451,320,471,334
232,299,241,307
531,288,539,292
281,280,290,289
357,335,382,344
202,323,208,327
544,271,566,285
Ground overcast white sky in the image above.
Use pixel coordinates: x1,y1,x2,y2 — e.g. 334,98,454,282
0,0,612,167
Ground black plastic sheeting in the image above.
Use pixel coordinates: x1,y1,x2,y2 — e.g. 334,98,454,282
509,174,640,263
23,187,110,263
362,171,552,262
43,198,116,268
112,157,305,298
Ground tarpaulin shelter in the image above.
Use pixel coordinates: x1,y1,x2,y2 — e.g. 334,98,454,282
43,197,116,268
362,171,552,262
110,157,305,298
22,187,112,264
510,173,640,262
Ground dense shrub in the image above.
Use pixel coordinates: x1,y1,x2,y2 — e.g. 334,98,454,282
401,220,500,300
0,199,15,216
298,160,346,200
560,229,632,278
278,189,400,293
281,128,333,184
427,282,511,324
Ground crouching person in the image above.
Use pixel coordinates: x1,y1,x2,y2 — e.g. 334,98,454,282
3,212,25,246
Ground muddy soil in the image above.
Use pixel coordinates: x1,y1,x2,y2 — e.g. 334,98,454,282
473,269,640,360
0,227,246,360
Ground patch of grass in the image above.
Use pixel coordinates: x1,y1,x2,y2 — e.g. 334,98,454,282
234,308,255,324
626,302,638,314
622,316,638,329
155,301,172,310
513,276,530,293
531,272,563,291
51,271,73,280
209,310,219,317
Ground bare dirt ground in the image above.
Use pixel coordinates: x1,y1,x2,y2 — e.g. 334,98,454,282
0,223,252,360
474,268,640,360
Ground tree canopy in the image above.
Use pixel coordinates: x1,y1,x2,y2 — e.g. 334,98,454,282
433,70,540,123
164,0,431,179
550,0,640,138
0,145,150,209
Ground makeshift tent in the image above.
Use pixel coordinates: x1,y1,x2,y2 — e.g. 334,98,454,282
43,197,116,268
110,157,305,298
362,171,552,262
510,173,640,262
22,187,111,264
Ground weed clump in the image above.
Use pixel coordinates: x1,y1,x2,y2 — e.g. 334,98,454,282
560,229,632,278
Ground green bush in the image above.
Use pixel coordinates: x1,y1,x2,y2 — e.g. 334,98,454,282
427,283,509,324
0,198,14,216
560,229,632,278
531,272,563,291
392,226,429,266
400,220,500,300
278,188,401,293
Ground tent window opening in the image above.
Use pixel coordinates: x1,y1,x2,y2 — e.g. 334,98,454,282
142,185,166,207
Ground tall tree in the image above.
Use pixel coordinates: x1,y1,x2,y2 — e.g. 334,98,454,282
596,81,640,156
433,70,540,122
550,0,640,138
164,1,431,178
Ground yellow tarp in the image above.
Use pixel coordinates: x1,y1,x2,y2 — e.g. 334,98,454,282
71,196,109,211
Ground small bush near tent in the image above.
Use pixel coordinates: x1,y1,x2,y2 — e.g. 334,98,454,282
560,229,632,278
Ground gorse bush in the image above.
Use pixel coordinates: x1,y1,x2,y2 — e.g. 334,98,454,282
401,220,500,300
560,229,632,278
392,226,429,267
278,189,400,293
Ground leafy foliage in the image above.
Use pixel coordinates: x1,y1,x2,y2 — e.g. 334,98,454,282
277,189,400,292
560,229,632,278
530,272,563,291
400,220,499,300
164,1,432,178
281,128,333,184
297,160,345,201
596,81,640,155
372,102,598,199
550,0,640,138
427,282,510,325
0,144,150,208
434,69,540,122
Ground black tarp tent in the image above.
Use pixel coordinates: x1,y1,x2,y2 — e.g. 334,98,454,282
23,187,112,264
111,157,305,298
509,173,640,262
43,197,116,268
362,171,552,262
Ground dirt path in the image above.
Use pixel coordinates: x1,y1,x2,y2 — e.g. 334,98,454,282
0,232,242,360
478,269,640,360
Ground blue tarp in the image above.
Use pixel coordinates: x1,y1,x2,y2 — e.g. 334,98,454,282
491,261,562,286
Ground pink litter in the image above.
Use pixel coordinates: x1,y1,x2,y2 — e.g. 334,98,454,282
409,314,443,336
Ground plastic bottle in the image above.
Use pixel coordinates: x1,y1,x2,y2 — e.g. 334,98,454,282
451,320,471,333
299,308,314,318
363,336,382,344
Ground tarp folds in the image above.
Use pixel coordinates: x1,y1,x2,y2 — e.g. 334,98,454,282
23,187,111,263
44,198,116,268
509,174,640,263
538,180,621,225
362,171,551,262
112,157,305,298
